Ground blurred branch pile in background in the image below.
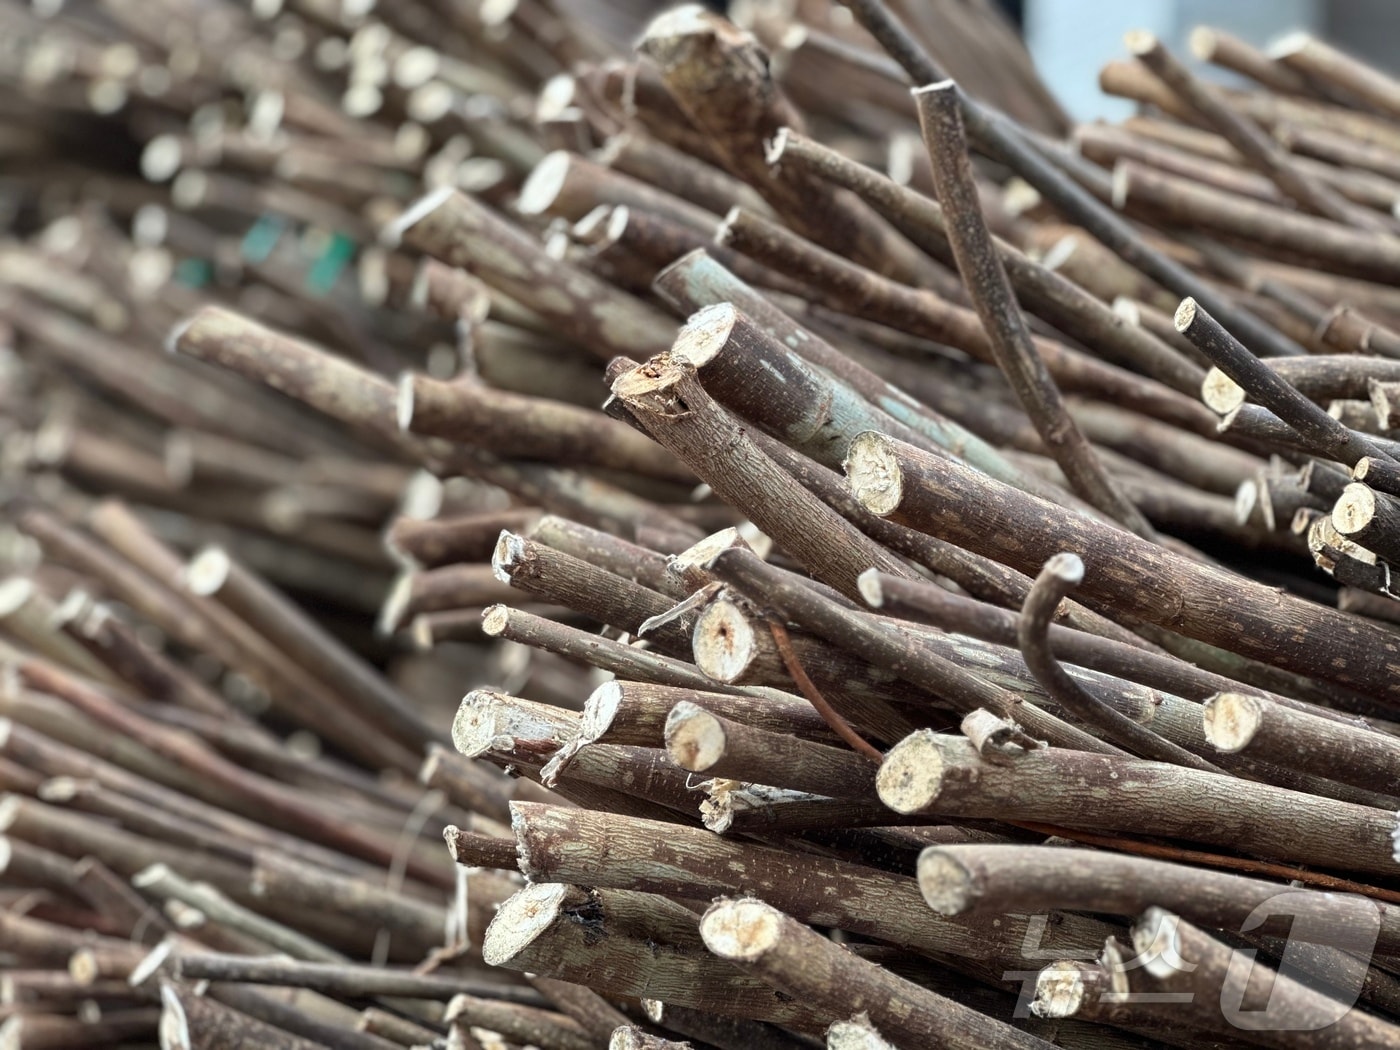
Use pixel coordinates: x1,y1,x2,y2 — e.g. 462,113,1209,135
5,0,1400,1047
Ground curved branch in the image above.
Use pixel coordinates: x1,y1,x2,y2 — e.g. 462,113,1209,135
1018,553,1222,771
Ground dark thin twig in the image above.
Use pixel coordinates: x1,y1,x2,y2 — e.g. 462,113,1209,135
770,128,1205,395
1018,553,1222,771
914,80,1155,541
1176,297,1397,466
767,619,883,764
837,0,1306,359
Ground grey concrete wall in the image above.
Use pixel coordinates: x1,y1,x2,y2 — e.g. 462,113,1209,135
1325,0,1400,73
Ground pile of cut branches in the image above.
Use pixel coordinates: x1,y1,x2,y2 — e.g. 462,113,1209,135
3,1,1400,1047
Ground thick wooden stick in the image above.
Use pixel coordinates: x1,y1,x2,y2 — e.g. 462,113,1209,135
170,307,399,442
444,993,594,1050
1122,907,1400,1046
135,863,344,963
689,594,924,743
16,658,443,884
185,546,442,751
481,604,774,697
492,531,693,656
596,130,773,217
519,149,723,232
1128,31,1378,229
386,509,539,569
482,882,825,1031
642,1001,807,1050
1030,949,1228,1041
771,127,1205,395
611,357,910,598
652,249,1064,494
1334,482,1400,563
740,427,1142,645
1191,27,1313,95
399,372,689,483
159,983,334,1050
510,802,1108,964
526,515,681,597
1116,161,1400,284
826,1016,898,1050
1204,690,1400,796
172,952,538,1003
663,701,878,797
611,1026,690,1050
526,975,630,1043
704,544,1116,753
716,206,1213,437
860,569,1363,726
699,898,1055,1049
580,680,832,747
846,430,1400,708
385,187,676,361
670,303,963,476
1272,32,1400,123
916,842,1400,951
878,732,1399,875
636,7,939,290
1205,357,1400,416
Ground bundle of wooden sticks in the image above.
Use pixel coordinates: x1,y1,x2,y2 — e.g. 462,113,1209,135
6,0,1400,1047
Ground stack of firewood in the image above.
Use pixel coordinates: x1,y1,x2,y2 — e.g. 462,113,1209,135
5,0,1400,1047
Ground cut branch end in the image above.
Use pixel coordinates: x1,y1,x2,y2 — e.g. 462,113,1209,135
1201,692,1265,753
844,431,904,517
698,897,782,962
